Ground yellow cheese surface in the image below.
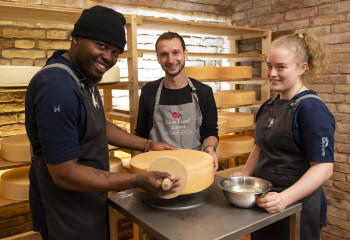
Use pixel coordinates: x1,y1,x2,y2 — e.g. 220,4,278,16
217,116,228,135
220,90,256,106
130,149,214,195
217,66,252,79
99,64,120,85
1,134,31,163
217,135,254,155
185,66,218,80
218,112,254,129
109,157,123,173
214,92,223,108
1,166,30,200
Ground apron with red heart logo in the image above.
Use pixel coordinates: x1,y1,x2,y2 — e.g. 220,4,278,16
149,78,202,150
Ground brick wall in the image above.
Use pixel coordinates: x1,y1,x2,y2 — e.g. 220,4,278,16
231,0,350,239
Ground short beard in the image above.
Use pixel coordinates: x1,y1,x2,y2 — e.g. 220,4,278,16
83,72,102,87
164,63,185,77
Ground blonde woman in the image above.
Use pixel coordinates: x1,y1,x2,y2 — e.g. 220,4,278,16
234,31,335,240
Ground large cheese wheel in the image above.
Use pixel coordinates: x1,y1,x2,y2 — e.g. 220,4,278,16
217,116,228,135
99,64,120,85
0,166,30,200
221,90,256,106
217,66,252,79
109,157,123,173
185,66,217,80
214,92,223,108
130,149,214,195
218,135,254,155
218,112,254,129
0,66,41,87
1,134,31,163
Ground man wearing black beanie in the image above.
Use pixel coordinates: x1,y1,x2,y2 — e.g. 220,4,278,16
26,5,179,240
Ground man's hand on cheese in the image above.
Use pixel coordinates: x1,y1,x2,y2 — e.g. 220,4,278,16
133,171,180,197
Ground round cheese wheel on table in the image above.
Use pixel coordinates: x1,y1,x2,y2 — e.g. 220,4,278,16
217,135,254,155
185,66,218,80
221,90,256,106
130,149,214,195
1,166,30,200
218,112,254,129
1,134,31,162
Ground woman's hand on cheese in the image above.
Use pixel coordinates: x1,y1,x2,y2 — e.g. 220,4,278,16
134,171,180,196
149,141,178,151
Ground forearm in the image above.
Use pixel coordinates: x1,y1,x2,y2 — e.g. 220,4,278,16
280,162,333,206
106,120,147,151
241,144,260,176
202,136,218,151
48,159,140,192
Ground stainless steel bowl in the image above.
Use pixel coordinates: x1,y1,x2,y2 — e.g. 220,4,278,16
218,176,273,208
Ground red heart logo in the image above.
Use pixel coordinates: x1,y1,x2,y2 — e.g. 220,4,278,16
172,112,181,118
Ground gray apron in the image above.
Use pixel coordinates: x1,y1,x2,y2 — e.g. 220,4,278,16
32,63,110,240
150,78,202,150
252,94,322,240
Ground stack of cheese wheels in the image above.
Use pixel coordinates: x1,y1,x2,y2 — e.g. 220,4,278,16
1,134,31,163
109,156,123,173
220,90,256,106
185,66,218,80
218,112,254,129
1,166,30,200
0,66,41,87
130,149,214,195
214,92,223,108
217,134,254,157
99,64,120,85
217,116,228,135
217,66,252,79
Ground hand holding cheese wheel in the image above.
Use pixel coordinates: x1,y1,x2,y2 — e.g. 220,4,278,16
148,156,188,199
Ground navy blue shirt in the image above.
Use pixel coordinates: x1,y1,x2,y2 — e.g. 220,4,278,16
256,90,335,226
25,50,87,164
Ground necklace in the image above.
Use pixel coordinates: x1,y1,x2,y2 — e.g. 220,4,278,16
293,84,304,98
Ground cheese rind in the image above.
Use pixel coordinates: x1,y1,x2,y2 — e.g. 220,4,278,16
109,157,123,173
217,135,254,155
1,166,30,200
217,116,228,135
130,149,214,195
185,66,218,80
214,92,223,108
99,64,120,85
218,112,254,129
217,66,252,79
220,90,256,106
1,134,31,163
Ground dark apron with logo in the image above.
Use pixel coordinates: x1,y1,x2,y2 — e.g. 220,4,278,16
149,78,202,150
252,95,322,240
32,64,110,240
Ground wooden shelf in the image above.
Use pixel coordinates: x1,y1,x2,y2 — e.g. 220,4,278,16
217,152,250,161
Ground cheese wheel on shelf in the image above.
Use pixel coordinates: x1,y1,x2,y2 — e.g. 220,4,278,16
217,116,228,135
1,166,30,200
217,135,254,155
221,90,256,106
0,66,41,87
218,112,254,129
217,66,252,79
214,92,223,108
1,134,31,163
130,149,214,195
109,157,123,173
99,64,120,85
185,66,218,80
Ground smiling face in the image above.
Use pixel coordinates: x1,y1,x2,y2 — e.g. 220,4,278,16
156,38,188,78
71,37,120,83
266,46,308,99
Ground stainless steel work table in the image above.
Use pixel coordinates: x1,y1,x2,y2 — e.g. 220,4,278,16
108,176,302,240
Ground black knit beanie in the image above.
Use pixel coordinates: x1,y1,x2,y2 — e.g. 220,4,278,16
71,5,126,53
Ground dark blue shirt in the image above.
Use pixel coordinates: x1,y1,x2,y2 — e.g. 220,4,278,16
25,50,87,164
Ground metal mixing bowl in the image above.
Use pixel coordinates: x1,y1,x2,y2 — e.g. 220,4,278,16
218,176,273,208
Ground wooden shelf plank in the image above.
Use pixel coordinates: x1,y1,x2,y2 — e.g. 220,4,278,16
105,111,135,123
217,152,250,161
138,16,269,37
